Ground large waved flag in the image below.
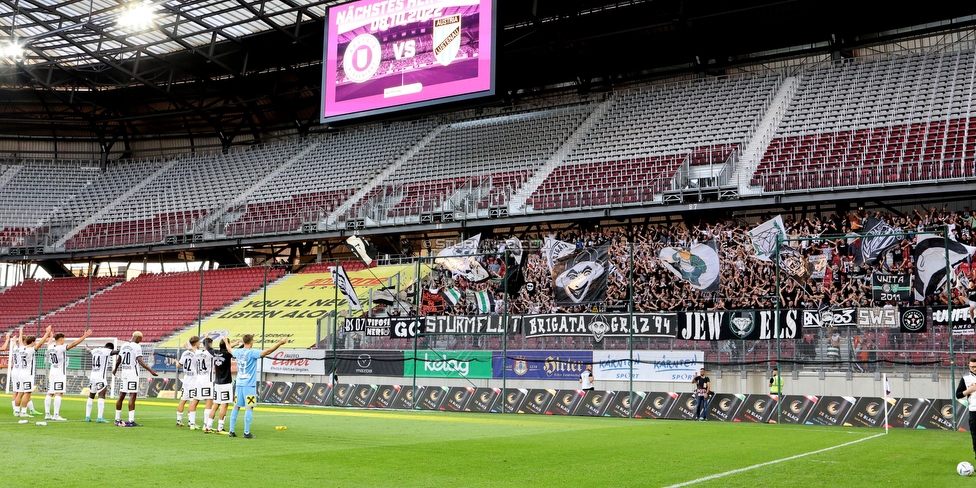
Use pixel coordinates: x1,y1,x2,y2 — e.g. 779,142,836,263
332,265,362,310
779,244,812,285
473,290,493,313
913,233,976,300
553,244,611,306
542,234,576,273
436,233,481,275
854,217,901,266
345,235,376,267
748,215,787,262
503,237,527,296
659,240,720,292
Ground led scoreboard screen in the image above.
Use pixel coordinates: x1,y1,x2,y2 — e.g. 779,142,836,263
321,0,496,123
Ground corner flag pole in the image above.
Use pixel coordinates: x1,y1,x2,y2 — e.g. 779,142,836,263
883,373,890,434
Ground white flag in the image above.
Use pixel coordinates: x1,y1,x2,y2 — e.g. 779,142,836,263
332,265,362,310
436,233,482,274
542,234,576,272
748,215,786,262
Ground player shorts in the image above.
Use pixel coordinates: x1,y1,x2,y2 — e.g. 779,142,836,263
213,383,233,404
235,385,258,408
119,375,140,394
89,376,108,394
48,374,67,394
13,374,34,393
196,383,213,402
180,380,198,401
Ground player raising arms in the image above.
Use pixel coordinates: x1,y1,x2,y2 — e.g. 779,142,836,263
113,331,158,427
197,337,216,433
14,326,53,418
176,336,201,429
227,334,287,438
206,337,234,434
45,329,91,420
85,341,118,423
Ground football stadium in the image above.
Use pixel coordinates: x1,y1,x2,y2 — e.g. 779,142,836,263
2,0,976,485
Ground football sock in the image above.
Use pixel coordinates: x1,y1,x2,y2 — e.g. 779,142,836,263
229,408,239,431
244,409,253,434
85,398,93,418
44,396,51,415
54,396,62,416
97,399,105,418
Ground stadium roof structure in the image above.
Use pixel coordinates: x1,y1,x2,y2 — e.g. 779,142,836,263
1,0,976,149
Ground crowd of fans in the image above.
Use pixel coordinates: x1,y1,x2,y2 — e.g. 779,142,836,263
366,203,976,367
408,204,976,318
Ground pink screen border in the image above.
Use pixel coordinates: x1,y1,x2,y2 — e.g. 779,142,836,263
321,0,495,122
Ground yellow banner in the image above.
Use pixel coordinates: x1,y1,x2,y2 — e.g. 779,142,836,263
160,265,425,348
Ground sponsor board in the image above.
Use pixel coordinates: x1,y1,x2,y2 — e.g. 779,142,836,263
576,390,614,417
634,392,679,419
777,395,819,424
404,350,492,379
546,389,585,415
733,394,778,423
492,350,588,380
369,384,402,409
592,350,702,382
708,393,744,422
262,349,326,376
347,384,379,408
441,386,475,412
466,388,502,413
806,395,855,426
284,382,313,405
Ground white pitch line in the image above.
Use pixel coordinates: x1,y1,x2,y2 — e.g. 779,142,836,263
662,432,886,488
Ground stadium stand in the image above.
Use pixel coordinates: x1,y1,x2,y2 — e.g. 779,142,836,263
355,104,595,223
752,49,976,191
527,73,782,210
0,276,123,331
223,119,438,236
63,143,299,249
37,267,285,342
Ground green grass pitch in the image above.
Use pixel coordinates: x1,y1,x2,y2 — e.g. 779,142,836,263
0,393,970,487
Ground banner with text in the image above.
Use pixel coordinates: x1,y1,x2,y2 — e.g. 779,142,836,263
592,350,702,382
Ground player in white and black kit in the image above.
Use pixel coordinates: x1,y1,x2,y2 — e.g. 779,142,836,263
113,331,158,427
13,326,52,418
44,329,91,420
176,336,201,429
85,341,118,423
206,337,234,434
197,338,216,433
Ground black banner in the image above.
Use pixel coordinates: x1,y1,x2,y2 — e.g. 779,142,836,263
387,315,517,338
932,306,976,335
776,395,820,424
899,307,927,333
676,310,799,341
442,387,475,412
872,273,912,302
733,394,778,423
330,350,405,377
521,313,678,340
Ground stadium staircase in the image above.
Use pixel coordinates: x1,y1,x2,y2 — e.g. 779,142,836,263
209,141,323,238
52,158,179,250
734,75,799,197
508,96,616,214
325,123,448,229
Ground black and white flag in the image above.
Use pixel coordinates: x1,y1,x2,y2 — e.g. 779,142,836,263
552,244,610,306
332,265,362,310
345,235,377,267
854,217,901,266
913,233,976,301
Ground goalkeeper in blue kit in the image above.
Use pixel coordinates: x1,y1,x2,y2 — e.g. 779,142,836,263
227,334,288,438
